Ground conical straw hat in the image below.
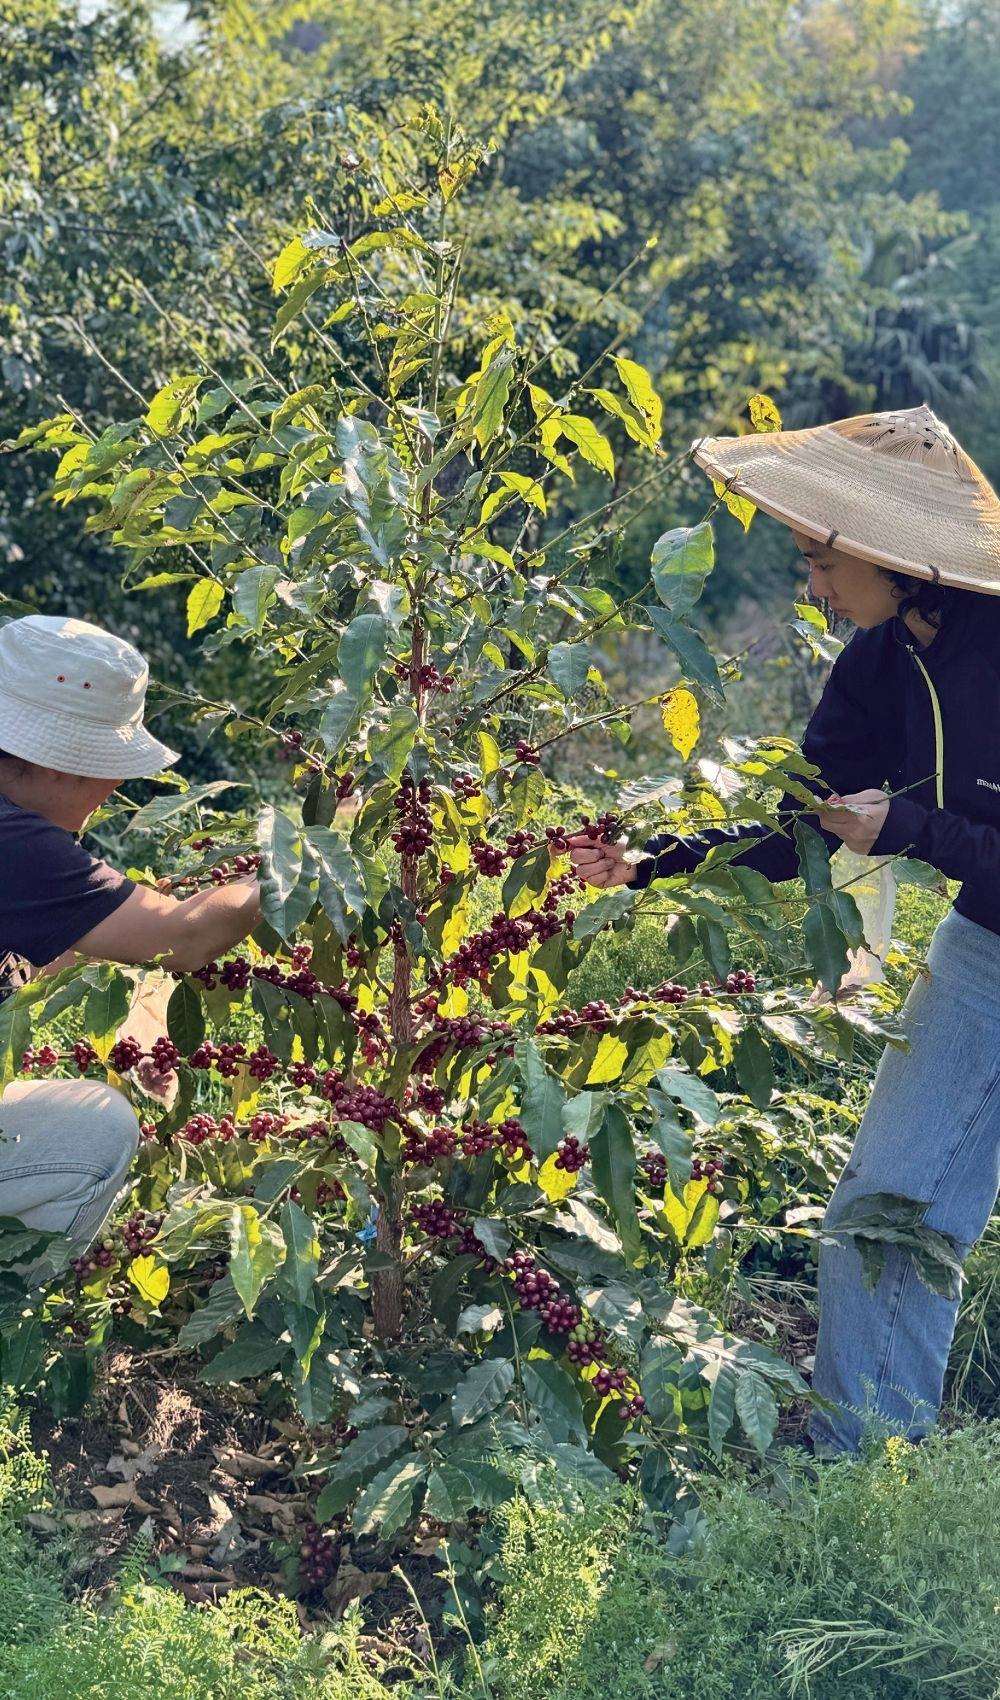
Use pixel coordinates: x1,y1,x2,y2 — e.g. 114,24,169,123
691,402,1000,595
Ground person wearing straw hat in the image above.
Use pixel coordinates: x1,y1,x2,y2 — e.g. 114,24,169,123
569,402,1000,1455
0,614,262,1268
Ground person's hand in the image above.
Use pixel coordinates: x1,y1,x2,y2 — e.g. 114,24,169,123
816,789,890,855
565,831,637,889
135,1055,179,1108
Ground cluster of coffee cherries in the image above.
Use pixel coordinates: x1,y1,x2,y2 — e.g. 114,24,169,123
71,1208,165,1284
409,1200,493,1265
621,981,691,1006
412,1012,514,1075
553,1134,588,1172
391,772,434,857
190,944,356,1011
459,1117,534,1162
576,811,623,841
592,1364,647,1421
394,659,455,695
172,838,263,888
537,998,616,1036
439,902,566,990
297,1519,338,1590
513,739,541,767
640,1146,726,1196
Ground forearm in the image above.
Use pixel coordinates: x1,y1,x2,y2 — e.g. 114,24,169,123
163,876,262,972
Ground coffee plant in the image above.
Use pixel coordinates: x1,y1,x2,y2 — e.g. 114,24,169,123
2,108,952,1553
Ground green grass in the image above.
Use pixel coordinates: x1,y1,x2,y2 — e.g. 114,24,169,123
469,1424,1000,1700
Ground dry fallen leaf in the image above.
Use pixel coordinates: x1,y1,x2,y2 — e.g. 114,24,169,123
87,1481,156,1512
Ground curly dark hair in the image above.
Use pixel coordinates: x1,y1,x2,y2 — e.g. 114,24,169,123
879,568,957,630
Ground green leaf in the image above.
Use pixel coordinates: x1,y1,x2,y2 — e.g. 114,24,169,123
590,1104,641,1264
515,1038,567,1162
707,1363,739,1456
424,1463,475,1522
258,804,305,935
367,704,417,781
167,981,205,1055
646,1109,693,1197
232,565,280,633
319,687,360,755
452,1358,515,1426
200,1322,288,1385
650,524,715,616
228,1204,285,1317
734,1371,779,1456
645,606,724,701
276,1201,320,1306
186,578,225,638
84,969,132,1044
522,1358,587,1443
0,999,31,1090
804,901,850,996
128,780,241,832
654,1067,720,1127
548,641,591,699
146,375,202,437
338,1424,409,1479
571,888,636,941
315,1471,361,1522
338,613,388,699
306,825,369,942
793,818,833,896
639,1338,683,1426
353,1456,427,1538
177,1272,242,1346
473,347,514,449
733,1024,774,1110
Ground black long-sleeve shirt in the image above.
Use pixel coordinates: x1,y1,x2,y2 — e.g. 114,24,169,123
632,591,1000,937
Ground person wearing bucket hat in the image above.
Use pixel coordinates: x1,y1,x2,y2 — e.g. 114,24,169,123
569,401,1000,1456
0,614,263,1270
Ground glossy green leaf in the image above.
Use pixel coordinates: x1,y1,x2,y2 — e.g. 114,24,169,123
228,1204,285,1317
276,1201,321,1306
452,1358,515,1426
338,612,387,697
590,1104,641,1264
650,523,714,616
515,1038,567,1162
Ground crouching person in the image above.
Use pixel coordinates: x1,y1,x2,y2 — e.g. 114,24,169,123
0,614,262,1264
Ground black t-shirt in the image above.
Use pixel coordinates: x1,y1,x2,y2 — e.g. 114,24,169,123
0,794,134,999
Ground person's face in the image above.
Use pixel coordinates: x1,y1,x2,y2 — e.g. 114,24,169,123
8,767,124,833
790,529,900,628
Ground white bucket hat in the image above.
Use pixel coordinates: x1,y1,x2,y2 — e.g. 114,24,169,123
0,615,180,779
692,401,1000,594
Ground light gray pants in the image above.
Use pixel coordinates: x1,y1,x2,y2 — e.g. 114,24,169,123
0,1078,139,1264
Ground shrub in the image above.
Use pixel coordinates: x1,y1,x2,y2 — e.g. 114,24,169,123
473,1424,1000,1700
1,105,951,1586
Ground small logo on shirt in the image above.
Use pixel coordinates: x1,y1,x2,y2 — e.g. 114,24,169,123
976,777,1000,794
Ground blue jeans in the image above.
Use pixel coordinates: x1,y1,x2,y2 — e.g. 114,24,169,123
809,906,1000,1453
0,1077,139,1272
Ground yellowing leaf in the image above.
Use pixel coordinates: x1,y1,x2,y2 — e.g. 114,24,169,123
538,1152,579,1202
748,393,782,432
712,478,756,533
660,688,700,761
613,355,663,443
186,578,225,638
272,236,313,294
128,1255,169,1306
558,414,615,478
145,375,202,438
